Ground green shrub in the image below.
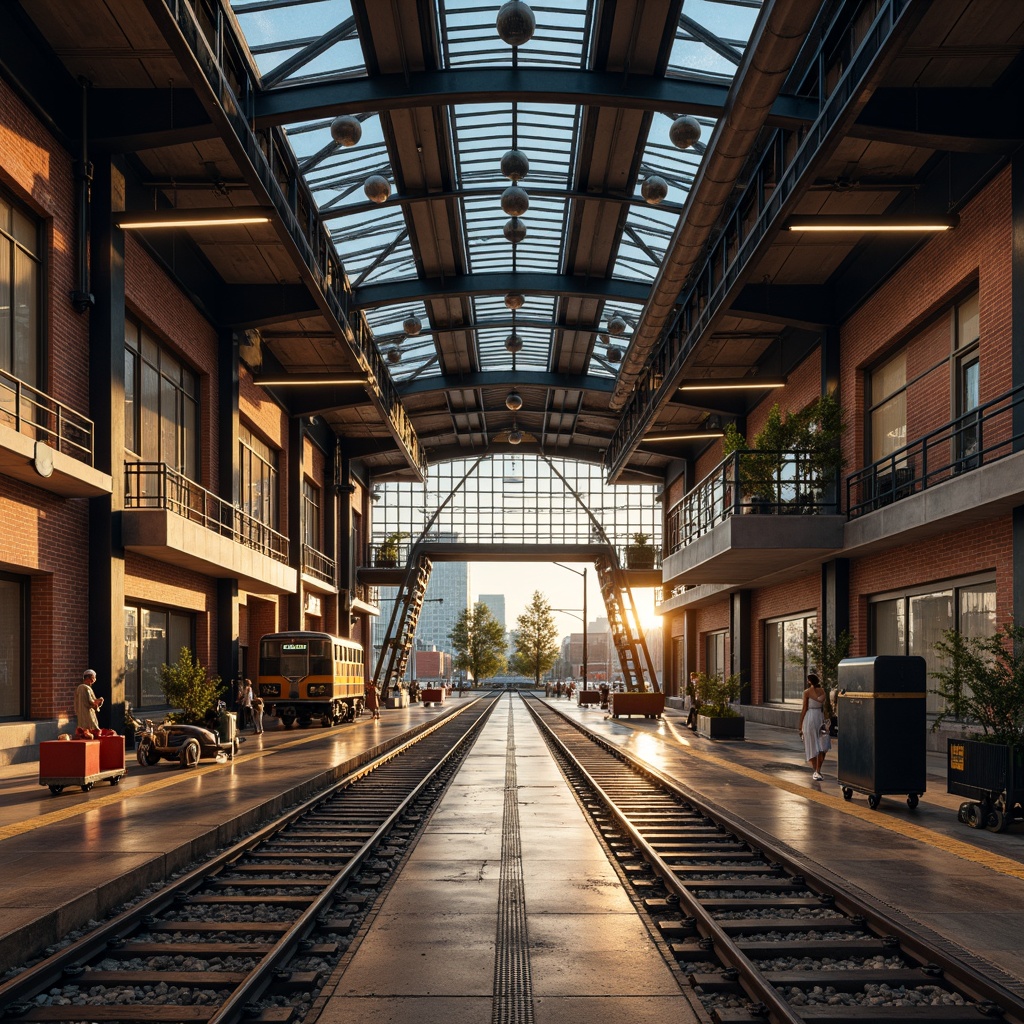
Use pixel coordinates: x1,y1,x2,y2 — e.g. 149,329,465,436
696,670,742,717
159,647,223,724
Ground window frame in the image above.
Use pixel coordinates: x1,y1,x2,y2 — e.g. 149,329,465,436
239,423,280,530
123,602,196,709
0,571,28,720
764,610,815,705
0,188,45,391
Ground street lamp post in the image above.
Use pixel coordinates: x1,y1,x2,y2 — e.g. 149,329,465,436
553,561,588,690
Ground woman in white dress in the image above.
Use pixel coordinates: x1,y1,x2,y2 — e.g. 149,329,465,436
798,673,832,781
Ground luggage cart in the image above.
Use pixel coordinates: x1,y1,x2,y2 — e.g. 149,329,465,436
39,736,127,796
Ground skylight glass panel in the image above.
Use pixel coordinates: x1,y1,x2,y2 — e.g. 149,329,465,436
668,0,760,80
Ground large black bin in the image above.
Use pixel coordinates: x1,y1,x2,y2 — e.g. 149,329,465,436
837,655,927,810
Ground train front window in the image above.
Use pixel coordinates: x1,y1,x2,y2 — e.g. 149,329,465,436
308,638,332,676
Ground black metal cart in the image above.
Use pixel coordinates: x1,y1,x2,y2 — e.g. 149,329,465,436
837,655,927,810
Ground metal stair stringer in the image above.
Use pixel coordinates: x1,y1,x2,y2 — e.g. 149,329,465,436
372,553,433,694
594,552,660,693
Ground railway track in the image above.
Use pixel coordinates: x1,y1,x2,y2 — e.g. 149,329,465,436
0,695,498,1024
524,694,1024,1024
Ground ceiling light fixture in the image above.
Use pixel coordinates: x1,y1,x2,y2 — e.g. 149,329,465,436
644,431,725,442
254,376,365,386
115,207,271,229
786,214,959,233
679,377,786,391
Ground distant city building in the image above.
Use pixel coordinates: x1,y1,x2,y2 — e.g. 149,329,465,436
478,593,505,629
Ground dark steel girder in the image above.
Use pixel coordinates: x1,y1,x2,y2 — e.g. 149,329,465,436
422,442,609,467
254,67,817,130
218,284,320,328
398,371,615,398
729,284,837,330
354,272,651,311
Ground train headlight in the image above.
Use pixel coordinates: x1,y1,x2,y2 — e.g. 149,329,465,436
307,684,327,697
260,684,281,697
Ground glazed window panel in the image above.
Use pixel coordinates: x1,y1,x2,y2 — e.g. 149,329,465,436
765,613,812,704
125,603,196,708
0,577,24,719
141,608,168,707
706,630,726,681
240,425,279,529
0,192,41,390
303,480,320,548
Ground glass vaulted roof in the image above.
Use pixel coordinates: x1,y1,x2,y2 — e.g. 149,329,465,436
230,0,761,388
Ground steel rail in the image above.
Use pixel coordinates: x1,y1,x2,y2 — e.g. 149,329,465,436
523,694,1024,1024
0,696,497,1022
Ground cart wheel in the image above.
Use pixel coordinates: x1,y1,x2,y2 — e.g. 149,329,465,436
110,775,121,786
321,714,332,728
179,738,201,769
965,802,985,829
81,782,94,792
986,809,1006,833
867,793,881,810
907,793,919,810
842,787,853,801
48,784,64,796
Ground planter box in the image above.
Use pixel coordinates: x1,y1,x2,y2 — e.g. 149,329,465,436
696,714,745,741
577,690,603,706
609,692,665,718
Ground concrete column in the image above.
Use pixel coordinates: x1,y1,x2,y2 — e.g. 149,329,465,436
821,558,850,645
287,416,305,630
217,329,240,688
730,590,752,704
87,157,127,731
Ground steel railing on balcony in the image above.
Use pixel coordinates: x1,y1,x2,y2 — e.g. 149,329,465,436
0,369,94,465
847,384,1024,518
125,461,289,564
301,542,336,586
667,451,838,556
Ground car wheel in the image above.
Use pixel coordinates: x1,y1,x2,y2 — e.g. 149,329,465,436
179,738,201,768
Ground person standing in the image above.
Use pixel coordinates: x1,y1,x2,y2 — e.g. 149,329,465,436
365,680,380,721
252,696,265,734
75,669,103,732
798,672,832,781
240,678,254,729
685,671,701,731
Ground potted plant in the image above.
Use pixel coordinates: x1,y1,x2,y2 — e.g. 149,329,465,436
932,623,1024,832
694,670,745,740
625,532,655,569
375,530,409,567
608,685,666,719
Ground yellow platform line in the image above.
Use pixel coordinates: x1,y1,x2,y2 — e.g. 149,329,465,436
0,725,368,844
654,716,1024,882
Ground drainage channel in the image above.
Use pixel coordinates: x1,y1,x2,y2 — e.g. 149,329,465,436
524,693,1024,1024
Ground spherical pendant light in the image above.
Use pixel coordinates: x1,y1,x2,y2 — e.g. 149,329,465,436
503,217,527,243
363,174,391,204
330,115,362,147
496,1,536,47
508,429,523,445
505,390,523,412
606,345,623,363
669,114,702,150
403,315,422,337
387,346,401,364
641,175,669,205
500,149,530,182
501,185,530,217
504,292,525,310
607,314,627,336
505,332,523,354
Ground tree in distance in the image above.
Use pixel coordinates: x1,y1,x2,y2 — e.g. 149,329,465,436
510,591,560,689
449,601,508,685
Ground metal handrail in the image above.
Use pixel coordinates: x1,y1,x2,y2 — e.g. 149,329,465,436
301,542,336,585
0,369,94,465
667,450,839,555
124,461,289,563
847,383,1024,518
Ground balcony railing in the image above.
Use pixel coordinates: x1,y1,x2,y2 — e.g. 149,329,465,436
301,542,336,586
667,451,838,555
125,461,289,564
0,369,94,465
847,384,1024,518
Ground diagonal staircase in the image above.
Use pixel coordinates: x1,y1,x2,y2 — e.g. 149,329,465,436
595,552,659,692
372,553,433,695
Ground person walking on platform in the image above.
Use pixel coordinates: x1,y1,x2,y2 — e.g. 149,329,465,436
798,672,832,780
75,669,103,732
252,696,265,734
685,671,700,731
365,680,381,720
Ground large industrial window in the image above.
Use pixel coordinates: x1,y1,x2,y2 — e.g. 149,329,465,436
0,191,40,392
124,318,200,480
239,425,279,529
705,630,726,681
123,604,195,708
0,574,25,719
952,291,980,469
868,350,906,464
765,612,814,704
302,479,320,549
870,575,995,717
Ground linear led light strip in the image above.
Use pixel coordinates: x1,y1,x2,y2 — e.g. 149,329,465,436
787,214,959,232
255,378,365,386
115,207,271,229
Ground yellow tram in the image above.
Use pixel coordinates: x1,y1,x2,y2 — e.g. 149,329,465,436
257,631,365,728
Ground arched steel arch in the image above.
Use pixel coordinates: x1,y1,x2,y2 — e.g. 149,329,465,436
253,67,817,130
